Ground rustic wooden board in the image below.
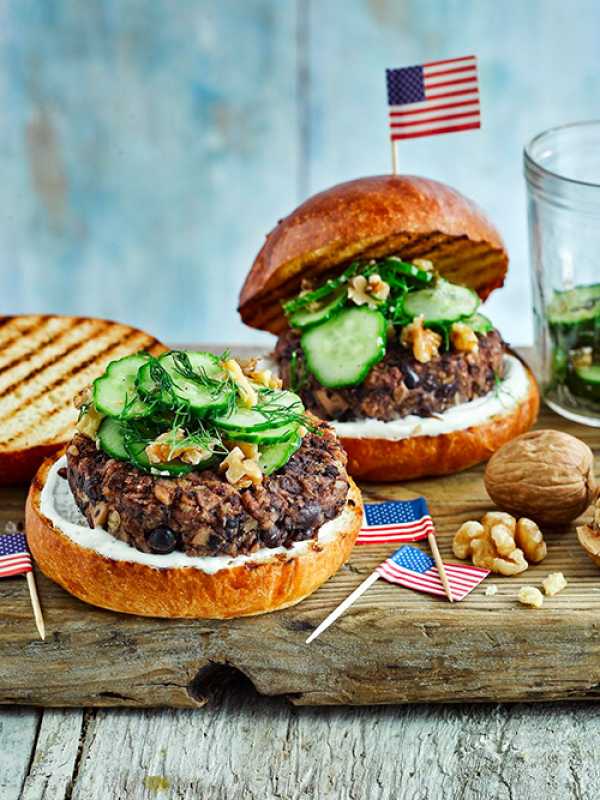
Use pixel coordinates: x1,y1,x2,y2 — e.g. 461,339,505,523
2,351,600,708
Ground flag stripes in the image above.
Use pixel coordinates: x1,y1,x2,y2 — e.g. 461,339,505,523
387,55,480,141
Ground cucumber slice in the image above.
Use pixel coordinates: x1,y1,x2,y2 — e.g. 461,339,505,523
463,313,494,334
568,363,600,402
93,353,152,419
575,364,600,385
97,418,129,461
402,279,480,325
289,287,347,329
137,351,232,416
301,307,387,389
258,434,302,475
548,284,600,327
379,256,433,284
225,421,300,444
215,389,303,432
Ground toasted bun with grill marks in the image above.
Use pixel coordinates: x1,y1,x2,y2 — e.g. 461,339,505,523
0,315,165,485
239,175,508,333
340,363,540,482
25,457,362,619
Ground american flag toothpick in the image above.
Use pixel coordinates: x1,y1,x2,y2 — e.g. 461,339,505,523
357,498,453,601
357,497,434,545
386,55,481,173
0,526,45,640
306,545,489,644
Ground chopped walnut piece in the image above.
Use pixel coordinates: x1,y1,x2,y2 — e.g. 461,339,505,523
518,586,544,608
451,322,479,353
74,385,93,409
515,518,547,564
482,511,517,535
238,358,283,390
227,440,259,461
542,572,568,597
107,509,121,534
219,446,263,489
367,273,390,302
452,520,485,559
145,429,212,466
400,316,442,364
490,523,516,557
484,585,498,597
347,274,390,309
412,258,435,272
247,368,282,390
222,358,258,408
76,405,105,439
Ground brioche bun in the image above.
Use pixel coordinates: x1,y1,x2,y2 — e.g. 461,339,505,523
0,314,166,486
25,455,362,619
240,174,537,481
339,361,540,482
239,174,508,334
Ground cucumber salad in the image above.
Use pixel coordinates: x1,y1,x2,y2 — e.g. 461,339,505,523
282,257,492,389
76,351,310,481
547,284,600,408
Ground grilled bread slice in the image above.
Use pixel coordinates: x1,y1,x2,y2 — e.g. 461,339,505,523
0,315,165,485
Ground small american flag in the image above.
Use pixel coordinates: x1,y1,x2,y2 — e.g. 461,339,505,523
376,545,488,601
386,55,480,141
0,532,33,578
356,498,434,545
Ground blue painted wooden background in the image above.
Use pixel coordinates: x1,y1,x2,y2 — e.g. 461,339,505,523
1,0,599,346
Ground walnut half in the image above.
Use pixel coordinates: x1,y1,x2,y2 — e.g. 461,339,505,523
452,511,546,576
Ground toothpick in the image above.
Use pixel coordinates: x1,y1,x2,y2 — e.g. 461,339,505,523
306,571,380,644
391,139,398,175
26,571,45,640
427,532,453,603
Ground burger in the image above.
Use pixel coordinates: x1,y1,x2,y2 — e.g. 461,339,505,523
239,175,540,481
26,350,362,618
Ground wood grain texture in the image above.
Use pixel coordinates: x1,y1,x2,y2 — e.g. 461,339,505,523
20,709,83,800
2,385,600,706
10,679,600,799
0,707,41,800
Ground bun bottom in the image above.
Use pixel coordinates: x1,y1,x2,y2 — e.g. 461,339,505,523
25,458,362,619
340,367,540,482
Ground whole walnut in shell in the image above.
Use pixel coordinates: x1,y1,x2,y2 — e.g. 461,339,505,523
484,430,597,526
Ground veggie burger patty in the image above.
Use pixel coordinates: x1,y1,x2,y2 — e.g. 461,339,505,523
276,328,505,422
66,422,349,558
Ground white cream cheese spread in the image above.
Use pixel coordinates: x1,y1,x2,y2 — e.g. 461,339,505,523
40,456,354,574
330,354,529,440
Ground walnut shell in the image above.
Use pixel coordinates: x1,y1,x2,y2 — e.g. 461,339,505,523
484,430,597,526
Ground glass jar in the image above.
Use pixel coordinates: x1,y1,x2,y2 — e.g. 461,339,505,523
524,121,600,427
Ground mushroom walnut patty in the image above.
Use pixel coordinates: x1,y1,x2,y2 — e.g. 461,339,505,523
65,421,350,558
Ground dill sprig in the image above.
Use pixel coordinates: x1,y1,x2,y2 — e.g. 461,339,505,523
281,256,438,333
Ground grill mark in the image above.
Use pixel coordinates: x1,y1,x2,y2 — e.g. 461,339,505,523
0,332,155,443
0,317,50,358
144,338,161,355
0,317,81,383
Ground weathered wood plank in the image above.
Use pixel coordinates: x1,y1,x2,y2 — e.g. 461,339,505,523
2,348,600,707
20,709,84,800
62,679,600,800
0,707,41,800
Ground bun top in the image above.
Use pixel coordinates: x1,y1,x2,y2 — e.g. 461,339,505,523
239,174,508,334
